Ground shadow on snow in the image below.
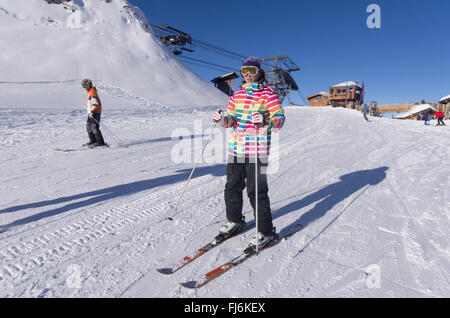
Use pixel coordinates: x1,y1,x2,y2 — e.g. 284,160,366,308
242,167,389,245
121,134,204,148
1,166,388,239
277,166,389,255
0,164,225,230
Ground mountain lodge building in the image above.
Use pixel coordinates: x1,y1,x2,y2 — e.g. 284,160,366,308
328,81,363,108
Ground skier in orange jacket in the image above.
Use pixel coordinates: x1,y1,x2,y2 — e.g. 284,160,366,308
81,79,107,147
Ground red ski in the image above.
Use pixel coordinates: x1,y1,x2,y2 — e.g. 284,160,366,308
181,224,304,289
156,221,247,275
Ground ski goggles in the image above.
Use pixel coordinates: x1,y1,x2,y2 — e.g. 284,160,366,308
241,66,259,76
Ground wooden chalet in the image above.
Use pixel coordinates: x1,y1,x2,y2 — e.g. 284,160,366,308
307,92,329,106
211,72,239,97
394,104,437,120
377,101,440,118
376,103,416,114
439,95,450,117
328,81,363,108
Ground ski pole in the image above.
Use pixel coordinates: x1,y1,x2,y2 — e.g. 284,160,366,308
255,124,259,255
80,111,124,147
90,115,124,147
168,121,218,220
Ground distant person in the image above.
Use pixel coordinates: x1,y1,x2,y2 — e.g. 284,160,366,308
81,79,107,147
435,112,446,126
362,103,369,121
212,56,285,253
423,112,430,125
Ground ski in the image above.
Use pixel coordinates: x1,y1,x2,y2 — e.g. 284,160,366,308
180,223,304,289
54,144,110,152
54,148,86,152
156,221,247,275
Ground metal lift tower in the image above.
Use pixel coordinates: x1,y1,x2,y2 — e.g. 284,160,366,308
259,56,300,105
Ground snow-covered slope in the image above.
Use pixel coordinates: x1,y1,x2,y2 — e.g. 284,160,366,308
0,0,228,109
0,106,449,297
1,0,448,300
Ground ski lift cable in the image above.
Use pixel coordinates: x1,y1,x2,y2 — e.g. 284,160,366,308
296,89,308,105
193,39,277,68
188,40,304,103
193,41,276,69
192,42,245,62
192,38,247,59
151,24,275,68
150,23,243,59
151,23,299,100
179,59,234,72
178,55,239,72
180,60,233,73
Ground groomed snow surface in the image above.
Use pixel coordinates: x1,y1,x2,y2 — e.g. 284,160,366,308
1,106,449,298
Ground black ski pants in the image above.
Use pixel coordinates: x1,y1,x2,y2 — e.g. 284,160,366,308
224,156,273,236
86,113,105,145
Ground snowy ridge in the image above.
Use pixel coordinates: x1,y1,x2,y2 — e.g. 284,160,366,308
96,81,167,110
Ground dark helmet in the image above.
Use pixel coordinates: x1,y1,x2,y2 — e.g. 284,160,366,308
242,56,261,69
81,79,93,90
241,56,265,83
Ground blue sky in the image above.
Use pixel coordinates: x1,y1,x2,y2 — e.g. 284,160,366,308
130,0,450,106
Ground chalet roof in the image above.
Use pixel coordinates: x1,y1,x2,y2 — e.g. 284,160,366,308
439,94,450,103
394,104,437,119
211,72,239,83
307,91,329,100
330,81,362,89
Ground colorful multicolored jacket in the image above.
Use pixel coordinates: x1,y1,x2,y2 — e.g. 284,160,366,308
223,82,285,158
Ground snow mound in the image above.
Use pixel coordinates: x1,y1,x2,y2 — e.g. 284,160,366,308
0,0,228,109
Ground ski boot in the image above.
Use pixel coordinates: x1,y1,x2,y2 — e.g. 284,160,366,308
244,227,277,256
214,217,246,244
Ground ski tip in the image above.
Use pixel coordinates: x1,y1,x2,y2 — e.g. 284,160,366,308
180,281,198,289
156,268,174,275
